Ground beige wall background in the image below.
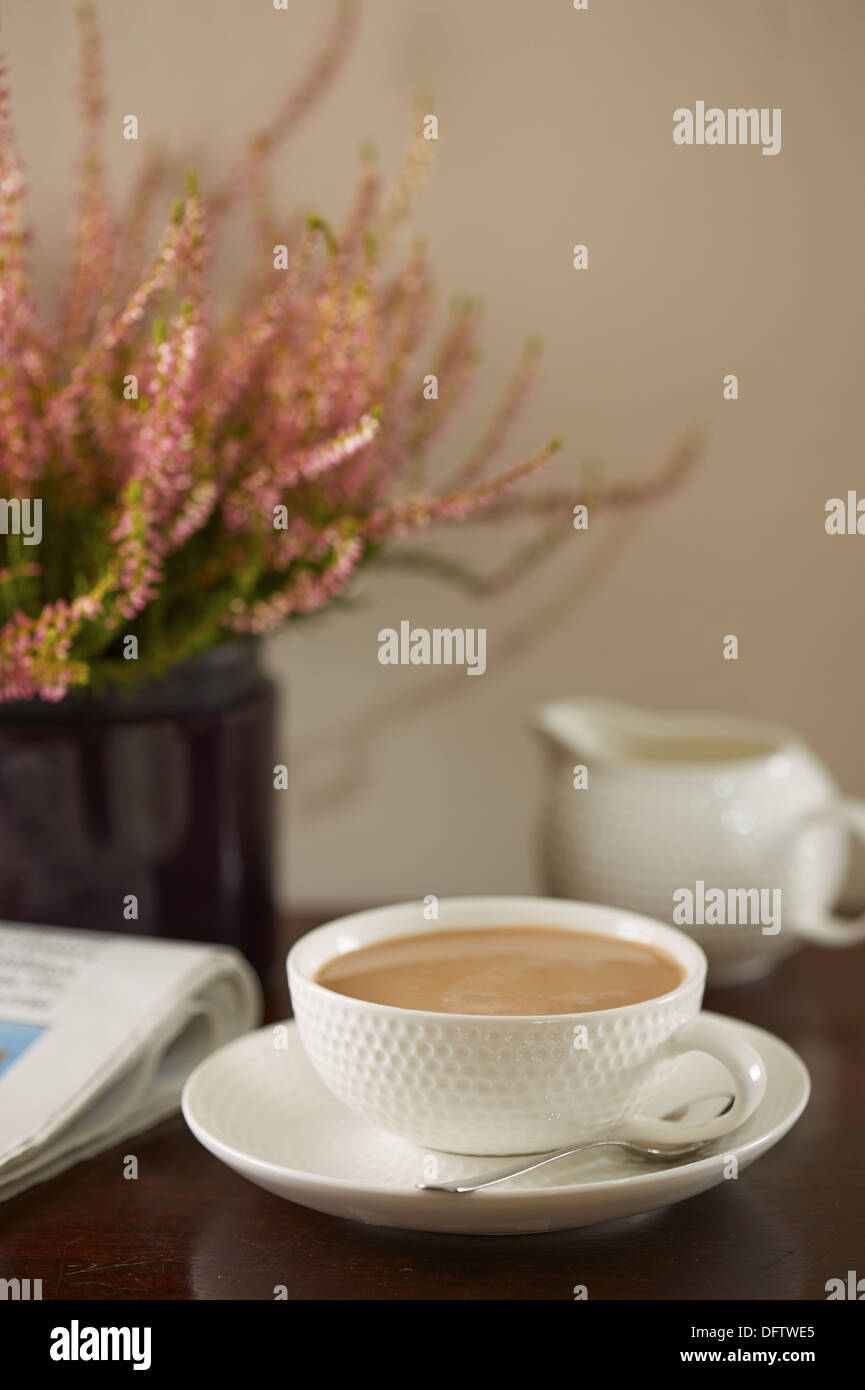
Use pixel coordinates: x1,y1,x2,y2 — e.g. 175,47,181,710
6,0,865,908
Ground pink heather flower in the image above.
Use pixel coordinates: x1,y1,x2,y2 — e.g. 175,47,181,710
225,526,364,635
60,3,118,349
0,6,692,703
362,440,562,543
0,66,48,489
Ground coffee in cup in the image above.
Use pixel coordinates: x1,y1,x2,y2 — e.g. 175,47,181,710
315,925,684,1014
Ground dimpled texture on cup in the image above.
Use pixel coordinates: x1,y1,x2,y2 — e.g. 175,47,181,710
289,971,704,1155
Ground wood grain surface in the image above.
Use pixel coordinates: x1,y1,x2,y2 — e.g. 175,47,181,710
1,915,862,1301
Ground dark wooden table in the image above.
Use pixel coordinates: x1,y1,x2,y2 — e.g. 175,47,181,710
1,914,863,1301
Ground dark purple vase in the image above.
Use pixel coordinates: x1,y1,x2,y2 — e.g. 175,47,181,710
0,640,276,976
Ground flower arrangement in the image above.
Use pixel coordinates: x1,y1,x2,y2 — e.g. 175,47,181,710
0,2,696,703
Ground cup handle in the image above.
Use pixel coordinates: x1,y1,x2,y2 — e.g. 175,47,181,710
616,1015,767,1150
787,799,865,945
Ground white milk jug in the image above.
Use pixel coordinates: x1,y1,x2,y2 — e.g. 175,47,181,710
534,696,865,984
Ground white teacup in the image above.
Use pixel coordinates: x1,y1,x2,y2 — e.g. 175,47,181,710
287,896,767,1156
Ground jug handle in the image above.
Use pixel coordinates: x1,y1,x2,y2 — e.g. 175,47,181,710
790,799,865,945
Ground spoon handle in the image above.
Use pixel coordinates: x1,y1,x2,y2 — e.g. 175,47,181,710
415,1092,735,1193
416,1137,631,1193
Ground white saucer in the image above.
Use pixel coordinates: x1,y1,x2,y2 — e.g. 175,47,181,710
181,1012,809,1235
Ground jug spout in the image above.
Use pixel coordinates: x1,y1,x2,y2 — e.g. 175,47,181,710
532,696,793,768
531,696,627,761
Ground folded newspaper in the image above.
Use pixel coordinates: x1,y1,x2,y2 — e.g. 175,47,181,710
0,921,261,1203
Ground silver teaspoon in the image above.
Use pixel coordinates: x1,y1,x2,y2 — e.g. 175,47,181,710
415,1092,735,1194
